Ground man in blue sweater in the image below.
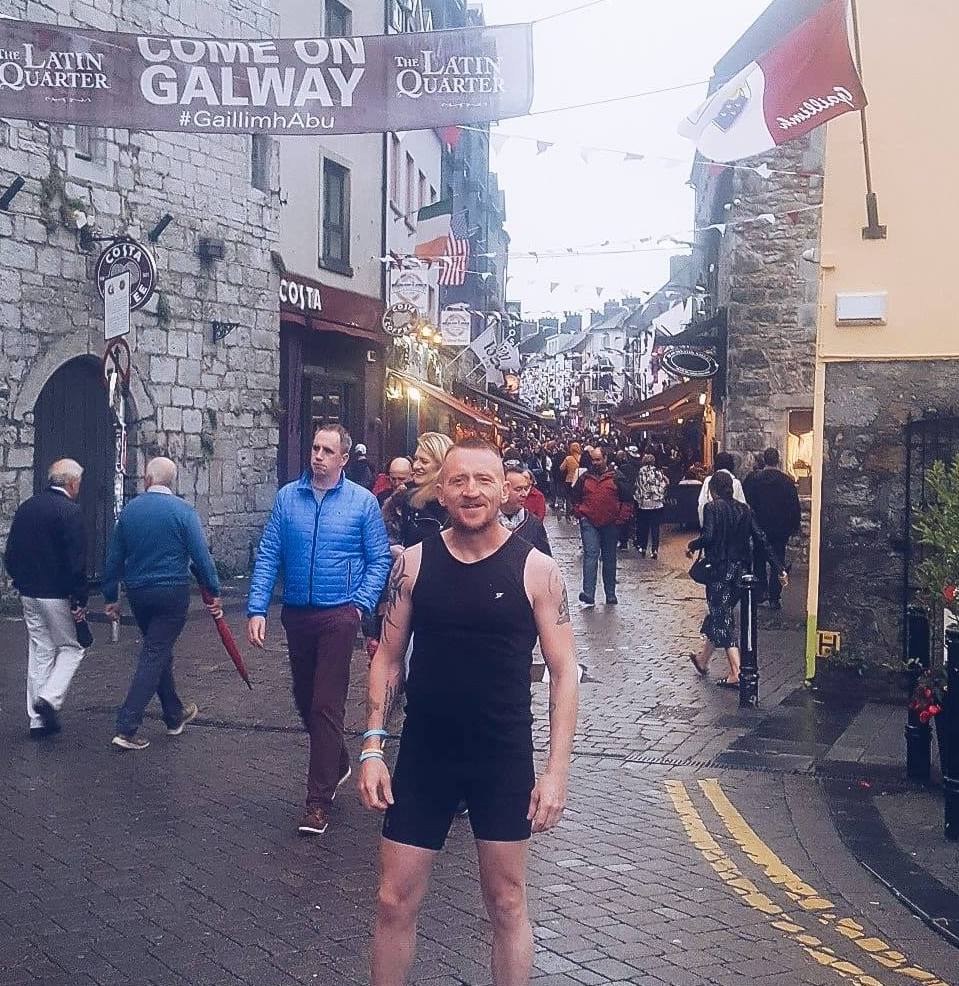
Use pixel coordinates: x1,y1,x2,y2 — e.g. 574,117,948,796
247,424,392,836
103,457,222,751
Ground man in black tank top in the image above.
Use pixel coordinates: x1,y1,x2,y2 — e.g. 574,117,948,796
358,438,579,986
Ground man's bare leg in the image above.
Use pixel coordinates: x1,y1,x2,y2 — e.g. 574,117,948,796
477,840,533,986
371,838,436,986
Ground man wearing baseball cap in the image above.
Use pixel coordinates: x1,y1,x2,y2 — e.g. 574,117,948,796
347,442,376,490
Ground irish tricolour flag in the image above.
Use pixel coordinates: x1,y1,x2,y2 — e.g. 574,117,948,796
680,0,867,163
414,200,455,259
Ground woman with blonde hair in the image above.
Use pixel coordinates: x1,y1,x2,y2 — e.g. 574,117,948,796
382,432,453,556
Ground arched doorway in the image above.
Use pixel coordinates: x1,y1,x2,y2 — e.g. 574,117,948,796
33,357,116,584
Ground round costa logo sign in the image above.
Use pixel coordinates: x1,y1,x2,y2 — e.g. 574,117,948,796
96,238,157,311
661,345,719,379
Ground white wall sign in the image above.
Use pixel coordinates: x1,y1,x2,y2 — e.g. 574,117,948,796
391,269,430,315
440,307,471,347
104,272,131,340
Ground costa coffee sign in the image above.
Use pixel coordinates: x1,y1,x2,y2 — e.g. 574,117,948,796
280,276,321,314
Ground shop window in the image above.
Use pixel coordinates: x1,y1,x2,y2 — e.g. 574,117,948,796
326,0,352,37
787,409,814,497
251,133,272,192
321,158,351,274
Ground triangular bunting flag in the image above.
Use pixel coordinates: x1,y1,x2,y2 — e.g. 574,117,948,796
595,287,604,298
624,153,644,163
536,141,553,155
757,213,777,225
753,163,772,179
786,210,800,224
490,133,509,155
549,282,560,293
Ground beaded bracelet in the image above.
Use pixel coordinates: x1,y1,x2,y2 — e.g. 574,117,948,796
359,749,385,763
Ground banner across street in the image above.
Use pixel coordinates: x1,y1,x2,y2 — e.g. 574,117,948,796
0,19,533,135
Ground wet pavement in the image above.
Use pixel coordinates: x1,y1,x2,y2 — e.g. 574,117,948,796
0,513,955,985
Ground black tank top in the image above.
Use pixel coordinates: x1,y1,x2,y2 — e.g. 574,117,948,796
405,533,538,759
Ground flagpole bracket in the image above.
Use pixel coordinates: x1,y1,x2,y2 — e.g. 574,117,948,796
862,192,886,240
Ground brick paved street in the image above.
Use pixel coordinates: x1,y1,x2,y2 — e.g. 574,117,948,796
1,517,955,986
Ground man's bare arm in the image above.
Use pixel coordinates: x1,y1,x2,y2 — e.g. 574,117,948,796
531,556,579,776
365,546,420,745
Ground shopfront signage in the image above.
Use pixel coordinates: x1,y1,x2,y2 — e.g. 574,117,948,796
95,237,157,311
391,269,429,315
382,302,418,337
280,276,322,314
0,20,533,136
661,345,719,379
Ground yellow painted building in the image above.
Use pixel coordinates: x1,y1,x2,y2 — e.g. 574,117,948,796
807,0,959,681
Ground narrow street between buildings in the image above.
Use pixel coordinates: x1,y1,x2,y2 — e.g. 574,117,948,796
1,516,955,986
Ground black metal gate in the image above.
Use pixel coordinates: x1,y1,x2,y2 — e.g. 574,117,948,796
903,411,959,663
33,356,116,583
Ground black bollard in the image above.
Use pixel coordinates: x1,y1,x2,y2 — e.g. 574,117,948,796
739,573,759,709
944,626,959,841
905,605,932,782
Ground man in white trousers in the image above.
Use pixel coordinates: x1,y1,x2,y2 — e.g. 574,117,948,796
4,459,89,738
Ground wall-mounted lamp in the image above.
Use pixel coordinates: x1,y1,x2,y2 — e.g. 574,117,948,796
0,175,25,212
198,236,226,263
148,213,174,243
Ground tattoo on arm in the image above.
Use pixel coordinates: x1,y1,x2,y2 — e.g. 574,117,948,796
382,553,407,638
549,567,571,626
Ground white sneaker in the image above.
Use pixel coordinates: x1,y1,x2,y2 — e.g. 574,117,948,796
111,734,150,751
167,702,199,736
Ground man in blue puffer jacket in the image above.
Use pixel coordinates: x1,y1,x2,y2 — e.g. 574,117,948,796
247,424,392,836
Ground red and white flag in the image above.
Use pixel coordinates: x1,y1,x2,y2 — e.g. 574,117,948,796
679,0,866,163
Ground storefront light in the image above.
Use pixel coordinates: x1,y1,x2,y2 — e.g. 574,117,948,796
408,386,422,403
699,392,707,405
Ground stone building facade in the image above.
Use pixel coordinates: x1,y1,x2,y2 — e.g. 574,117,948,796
0,0,281,585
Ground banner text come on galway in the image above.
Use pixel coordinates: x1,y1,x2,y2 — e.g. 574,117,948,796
0,20,533,135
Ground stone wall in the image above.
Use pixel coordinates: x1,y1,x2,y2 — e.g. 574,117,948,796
818,359,959,675
718,133,823,469
0,0,281,578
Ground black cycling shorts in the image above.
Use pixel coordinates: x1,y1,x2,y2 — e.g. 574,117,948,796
382,741,535,851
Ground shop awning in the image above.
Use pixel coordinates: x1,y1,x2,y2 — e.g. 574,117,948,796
458,383,547,424
615,379,706,431
390,370,496,427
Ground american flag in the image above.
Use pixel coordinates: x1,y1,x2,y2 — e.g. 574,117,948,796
438,210,470,287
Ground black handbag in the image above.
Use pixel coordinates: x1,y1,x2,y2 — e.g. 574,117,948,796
689,550,720,585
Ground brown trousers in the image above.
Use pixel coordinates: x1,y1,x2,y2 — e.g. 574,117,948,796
281,604,360,809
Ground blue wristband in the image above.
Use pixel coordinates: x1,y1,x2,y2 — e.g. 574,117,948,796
363,729,389,740
359,749,385,763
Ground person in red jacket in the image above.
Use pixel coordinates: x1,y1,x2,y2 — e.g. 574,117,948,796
571,446,633,607
523,469,548,521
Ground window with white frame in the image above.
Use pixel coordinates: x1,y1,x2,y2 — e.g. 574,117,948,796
325,0,352,36
389,133,402,209
321,158,351,273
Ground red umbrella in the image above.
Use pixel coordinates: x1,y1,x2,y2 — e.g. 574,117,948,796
199,587,253,690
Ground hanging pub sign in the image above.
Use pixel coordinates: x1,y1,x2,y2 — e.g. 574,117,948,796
390,269,430,314
661,345,720,379
95,237,157,311
382,302,418,337
0,20,533,135
439,307,471,347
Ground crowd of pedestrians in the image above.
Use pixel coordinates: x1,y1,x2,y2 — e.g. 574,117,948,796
4,422,805,986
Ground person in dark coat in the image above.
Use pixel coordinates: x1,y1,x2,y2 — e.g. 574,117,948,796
4,458,88,738
381,433,452,556
743,448,802,610
686,471,786,687
500,464,552,556
346,443,376,490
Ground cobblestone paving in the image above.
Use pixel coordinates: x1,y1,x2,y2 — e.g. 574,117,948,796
0,518,954,985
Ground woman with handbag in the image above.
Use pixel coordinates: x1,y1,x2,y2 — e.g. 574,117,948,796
685,470,787,688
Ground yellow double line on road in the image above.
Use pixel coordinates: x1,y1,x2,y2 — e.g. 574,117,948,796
666,779,951,986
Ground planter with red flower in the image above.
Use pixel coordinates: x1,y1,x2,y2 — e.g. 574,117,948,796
912,458,959,839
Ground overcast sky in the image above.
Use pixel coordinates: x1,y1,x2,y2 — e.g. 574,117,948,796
478,0,771,317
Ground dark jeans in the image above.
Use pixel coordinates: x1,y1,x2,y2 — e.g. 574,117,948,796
754,536,789,604
580,519,618,601
116,584,190,736
281,604,360,810
635,508,664,553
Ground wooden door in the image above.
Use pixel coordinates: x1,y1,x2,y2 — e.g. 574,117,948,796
33,357,115,584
